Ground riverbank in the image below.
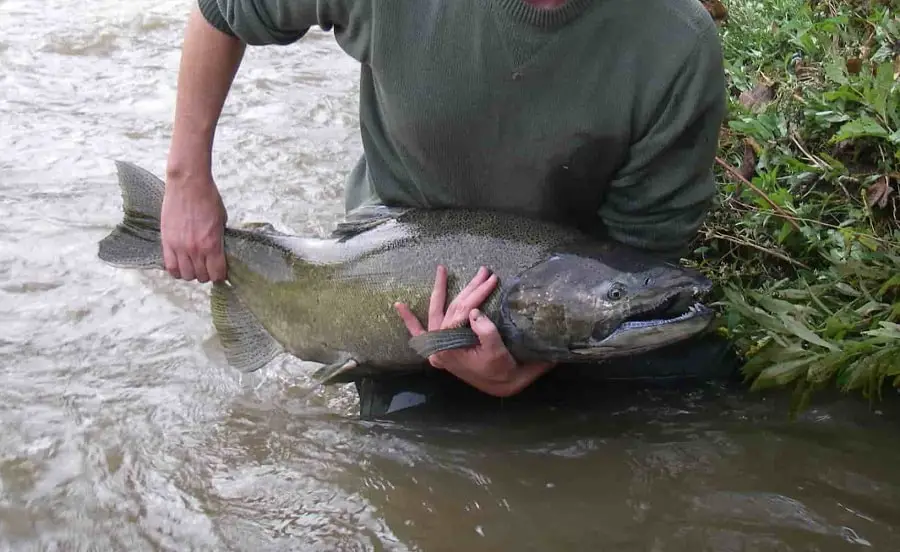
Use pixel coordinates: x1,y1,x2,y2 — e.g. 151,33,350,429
692,0,899,412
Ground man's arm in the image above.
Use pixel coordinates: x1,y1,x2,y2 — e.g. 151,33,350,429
161,7,246,283
162,0,372,282
598,21,727,260
169,8,245,177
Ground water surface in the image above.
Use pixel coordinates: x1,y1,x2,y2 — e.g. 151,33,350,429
2,1,900,550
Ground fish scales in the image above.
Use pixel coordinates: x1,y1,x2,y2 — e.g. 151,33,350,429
220,210,586,373
99,161,715,386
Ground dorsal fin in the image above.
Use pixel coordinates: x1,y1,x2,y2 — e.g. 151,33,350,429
330,204,411,241
238,221,284,235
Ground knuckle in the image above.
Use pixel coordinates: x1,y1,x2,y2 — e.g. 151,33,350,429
199,237,220,251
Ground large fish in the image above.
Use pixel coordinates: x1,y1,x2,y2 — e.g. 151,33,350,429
98,161,716,385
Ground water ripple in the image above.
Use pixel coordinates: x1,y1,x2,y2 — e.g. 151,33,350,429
3,0,900,549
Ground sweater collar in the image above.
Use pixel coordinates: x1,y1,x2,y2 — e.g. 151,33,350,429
494,0,594,29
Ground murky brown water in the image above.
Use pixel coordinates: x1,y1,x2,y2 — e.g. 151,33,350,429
3,1,900,550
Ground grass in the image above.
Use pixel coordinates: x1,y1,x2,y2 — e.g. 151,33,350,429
689,0,900,414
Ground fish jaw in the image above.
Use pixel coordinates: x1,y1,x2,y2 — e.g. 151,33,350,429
569,283,716,358
570,303,715,357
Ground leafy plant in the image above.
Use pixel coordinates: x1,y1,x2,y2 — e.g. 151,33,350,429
692,0,900,414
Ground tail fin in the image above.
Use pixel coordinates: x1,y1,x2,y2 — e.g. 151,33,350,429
97,160,165,269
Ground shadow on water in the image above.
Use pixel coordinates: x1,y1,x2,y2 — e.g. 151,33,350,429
208,368,900,551
363,381,900,550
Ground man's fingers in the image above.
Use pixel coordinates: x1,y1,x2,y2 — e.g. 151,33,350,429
207,250,228,283
465,274,499,309
468,308,505,353
443,266,493,322
192,254,211,283
176,252,195,281
455,266,489,301
428,265,448,330
394,302,426,337
162,243,180,279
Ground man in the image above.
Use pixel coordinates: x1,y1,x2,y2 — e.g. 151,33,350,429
161,0,733,415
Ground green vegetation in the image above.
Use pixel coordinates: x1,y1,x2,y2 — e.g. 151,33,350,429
690,0,900,412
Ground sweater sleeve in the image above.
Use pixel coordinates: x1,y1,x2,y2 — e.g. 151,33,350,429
197,0,372,61
597,22,726,260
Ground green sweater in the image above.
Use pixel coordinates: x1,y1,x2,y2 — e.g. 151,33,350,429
199,0,726,258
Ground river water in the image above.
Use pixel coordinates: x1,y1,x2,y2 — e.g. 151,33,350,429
2,1,900,550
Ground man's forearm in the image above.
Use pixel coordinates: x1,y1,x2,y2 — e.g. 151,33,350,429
167,7,246,179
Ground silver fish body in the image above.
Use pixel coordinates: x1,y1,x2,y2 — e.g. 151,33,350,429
99,161,715,385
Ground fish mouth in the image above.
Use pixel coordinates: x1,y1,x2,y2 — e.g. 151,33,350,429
617,288,706,329
613,299,712,331
573,285,715,356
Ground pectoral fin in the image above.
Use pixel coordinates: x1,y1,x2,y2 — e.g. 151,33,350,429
408,327,480,358
210,282,283,373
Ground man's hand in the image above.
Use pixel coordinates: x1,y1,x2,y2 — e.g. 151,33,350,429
160,7,245,284
394,265,555,397
160,171,228,283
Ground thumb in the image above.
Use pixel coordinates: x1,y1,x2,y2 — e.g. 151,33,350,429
469,309,505,351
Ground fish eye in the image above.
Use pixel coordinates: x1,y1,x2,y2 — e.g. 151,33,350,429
607,283,627,301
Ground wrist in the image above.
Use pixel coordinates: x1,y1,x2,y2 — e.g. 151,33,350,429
167,118,218,183
166,145,212,185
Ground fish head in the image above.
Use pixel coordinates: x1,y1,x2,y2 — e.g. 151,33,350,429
501,248,714,359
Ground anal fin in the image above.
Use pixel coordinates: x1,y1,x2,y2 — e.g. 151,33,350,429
408,327,480,358
210,282,283,373
289,358,360,402
310,358,359,385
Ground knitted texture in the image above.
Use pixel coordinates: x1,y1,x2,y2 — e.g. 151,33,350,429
200,0,726,257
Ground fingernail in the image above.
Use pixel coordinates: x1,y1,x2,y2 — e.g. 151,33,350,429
470,309,482,320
